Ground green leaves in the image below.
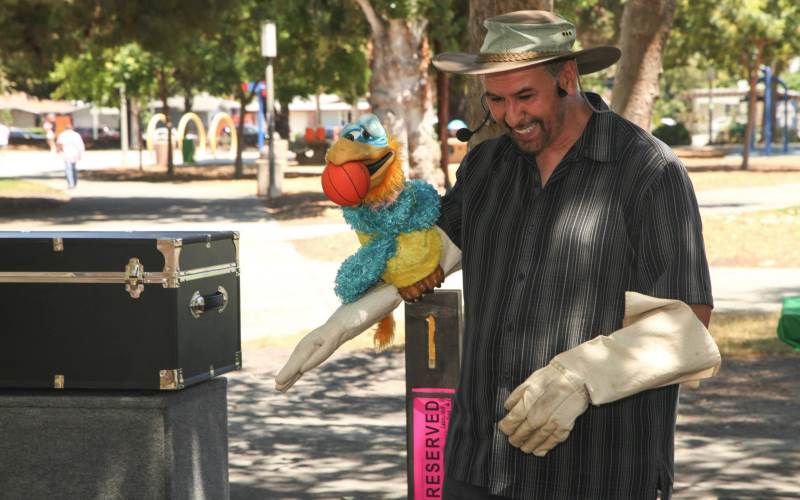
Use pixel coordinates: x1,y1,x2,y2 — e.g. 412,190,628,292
49,43,157,106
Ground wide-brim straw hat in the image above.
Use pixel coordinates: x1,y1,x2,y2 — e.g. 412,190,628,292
433,10,621,75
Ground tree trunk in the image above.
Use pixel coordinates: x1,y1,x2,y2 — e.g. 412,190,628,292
355,0,442,187
610,0,676,131
742,46,763,171
434,39,451,190
465,0,552,148
770,62,783,142
159,66,174,176
234,88,251,179
183,95,193,113
275,102,289,140
130,97,141,150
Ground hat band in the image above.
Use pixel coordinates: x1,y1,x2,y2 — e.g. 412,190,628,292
476,50,568,63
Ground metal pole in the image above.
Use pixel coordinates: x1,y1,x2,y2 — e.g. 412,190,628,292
707,68,714,145
266,59,279,198
764,66,772,156
120,83,128,167
256,83,265,153
783,83,789,154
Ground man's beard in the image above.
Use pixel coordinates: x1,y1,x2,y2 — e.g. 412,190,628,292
502,118,550,154
502,102,566,155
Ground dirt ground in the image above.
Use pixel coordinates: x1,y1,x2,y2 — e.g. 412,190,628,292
229,346,800,499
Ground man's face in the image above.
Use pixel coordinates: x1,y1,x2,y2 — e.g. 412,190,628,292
483,65,567,155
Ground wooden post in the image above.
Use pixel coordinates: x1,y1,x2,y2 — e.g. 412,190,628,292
405,290,462,500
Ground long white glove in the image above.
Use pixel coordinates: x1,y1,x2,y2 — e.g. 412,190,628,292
498,292,721,457
275,226,462,392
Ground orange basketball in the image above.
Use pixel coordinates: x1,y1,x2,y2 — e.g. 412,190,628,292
321,161,370,206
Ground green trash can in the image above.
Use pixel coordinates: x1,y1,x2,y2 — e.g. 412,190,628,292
777,296,800,351
182,135,196,164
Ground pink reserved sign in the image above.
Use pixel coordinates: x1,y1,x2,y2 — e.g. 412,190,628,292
412,394,453,499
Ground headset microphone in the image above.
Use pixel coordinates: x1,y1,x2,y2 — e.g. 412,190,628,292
456,109,492,143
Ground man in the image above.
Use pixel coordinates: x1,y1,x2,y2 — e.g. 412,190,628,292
0,121,9,149
56,122,84,189
276,11,719,499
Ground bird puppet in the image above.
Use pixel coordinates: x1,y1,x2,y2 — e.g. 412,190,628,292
320,114,445,349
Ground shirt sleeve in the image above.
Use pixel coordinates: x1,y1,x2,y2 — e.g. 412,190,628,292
437,165,464,249
634,160,713,307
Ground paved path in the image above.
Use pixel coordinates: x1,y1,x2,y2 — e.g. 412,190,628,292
2,155,799,498
696,183,800,215
0,148,262,178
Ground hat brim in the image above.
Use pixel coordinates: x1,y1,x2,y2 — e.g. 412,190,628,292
432,46,621,76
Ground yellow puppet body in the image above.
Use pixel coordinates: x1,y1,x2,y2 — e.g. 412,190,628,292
356,227,442,289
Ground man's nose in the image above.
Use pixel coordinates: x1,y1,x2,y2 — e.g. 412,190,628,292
504,99,523,128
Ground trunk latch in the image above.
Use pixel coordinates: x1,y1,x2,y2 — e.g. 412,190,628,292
125,257,145,298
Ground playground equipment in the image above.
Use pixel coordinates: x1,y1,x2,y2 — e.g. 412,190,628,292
208,112,237,156
176,112,207,155
145,113,168,151
144,112,239,160
752,66,792,155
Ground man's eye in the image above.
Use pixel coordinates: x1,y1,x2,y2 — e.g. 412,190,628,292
488,96,503,103
518,94,533,101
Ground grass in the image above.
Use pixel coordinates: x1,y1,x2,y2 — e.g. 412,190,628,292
710,310,798,358
687,170,800,192
0,179,63,196
702,205,800,267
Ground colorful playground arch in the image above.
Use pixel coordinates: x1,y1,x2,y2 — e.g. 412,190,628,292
145,112,238,157
208,112,237,156
145,113,167,151
176,112,207,154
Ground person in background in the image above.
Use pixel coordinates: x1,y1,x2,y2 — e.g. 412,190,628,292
44,113,56,153
0,122,9,149
56,122,85,189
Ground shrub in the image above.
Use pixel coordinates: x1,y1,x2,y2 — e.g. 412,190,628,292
719,122,747,144
651,122,691,146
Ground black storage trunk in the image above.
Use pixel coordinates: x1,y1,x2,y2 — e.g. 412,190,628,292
0,231,241,390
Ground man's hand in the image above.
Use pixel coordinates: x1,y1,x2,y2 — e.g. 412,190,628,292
498,364,589,456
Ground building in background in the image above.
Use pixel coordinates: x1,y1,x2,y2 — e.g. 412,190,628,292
686,84,800,145
287,94,370,142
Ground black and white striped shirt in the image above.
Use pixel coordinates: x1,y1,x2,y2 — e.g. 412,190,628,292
437,95,713,499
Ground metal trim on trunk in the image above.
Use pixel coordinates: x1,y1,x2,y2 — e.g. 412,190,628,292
0,263,238,286
232,232,240,266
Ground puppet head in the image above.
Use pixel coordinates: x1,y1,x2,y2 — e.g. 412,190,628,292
321,114,404,207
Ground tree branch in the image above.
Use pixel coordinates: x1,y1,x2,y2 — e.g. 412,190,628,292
353,0,384,36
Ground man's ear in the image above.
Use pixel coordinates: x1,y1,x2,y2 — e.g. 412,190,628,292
559,60,579,95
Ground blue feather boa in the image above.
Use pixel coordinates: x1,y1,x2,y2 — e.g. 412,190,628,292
335,180,440,303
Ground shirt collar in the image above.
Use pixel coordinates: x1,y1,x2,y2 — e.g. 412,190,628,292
570,92,616,164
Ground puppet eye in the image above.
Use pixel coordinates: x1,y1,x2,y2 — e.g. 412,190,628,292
344,132,356,141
